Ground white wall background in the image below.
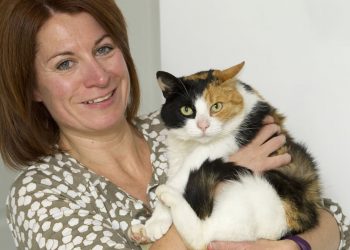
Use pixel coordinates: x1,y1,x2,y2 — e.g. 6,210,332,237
117,0,162,115
159,0,350,215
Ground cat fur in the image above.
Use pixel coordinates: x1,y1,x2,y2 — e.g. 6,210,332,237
129,62,322,250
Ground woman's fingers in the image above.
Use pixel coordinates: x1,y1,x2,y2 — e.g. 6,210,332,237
261,134,286,155
229,117,291,172
259,153,292,171
262,115,274,125
252,123,280,146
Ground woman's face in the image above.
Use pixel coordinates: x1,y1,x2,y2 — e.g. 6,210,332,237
34,12,130,137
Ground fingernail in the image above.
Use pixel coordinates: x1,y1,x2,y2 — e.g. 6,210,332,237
207,243,213,250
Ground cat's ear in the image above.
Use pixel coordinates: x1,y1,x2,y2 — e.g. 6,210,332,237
156,71,178,98
214,61,245,82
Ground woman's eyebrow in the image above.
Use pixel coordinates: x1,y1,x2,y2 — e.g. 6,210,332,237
46,34,111,63
46,51,74,63
95,34,111,45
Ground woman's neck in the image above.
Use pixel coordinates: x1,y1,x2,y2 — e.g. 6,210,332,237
59,119,152,203
59,119,147,175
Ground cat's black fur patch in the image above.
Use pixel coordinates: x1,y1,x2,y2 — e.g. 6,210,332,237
238,81,254,92
235,101,271,147
184,159,252,219
160,94,196,129
159,71,216,129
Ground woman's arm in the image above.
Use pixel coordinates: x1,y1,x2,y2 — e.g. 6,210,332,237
150,225,187,250
208,208,343,250
295,208,340,250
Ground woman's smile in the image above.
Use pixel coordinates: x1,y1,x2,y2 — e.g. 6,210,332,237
82,88,116,105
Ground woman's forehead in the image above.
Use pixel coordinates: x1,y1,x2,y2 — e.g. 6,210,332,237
36,12,107,58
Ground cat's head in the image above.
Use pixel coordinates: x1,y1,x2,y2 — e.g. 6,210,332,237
157,62,253,143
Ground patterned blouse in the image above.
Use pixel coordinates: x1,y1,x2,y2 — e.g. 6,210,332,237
6,111,350,249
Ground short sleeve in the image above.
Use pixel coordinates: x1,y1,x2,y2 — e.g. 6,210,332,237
323,198,350,250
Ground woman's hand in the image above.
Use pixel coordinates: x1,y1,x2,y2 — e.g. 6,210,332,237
208,239,299,250
229,116,291,172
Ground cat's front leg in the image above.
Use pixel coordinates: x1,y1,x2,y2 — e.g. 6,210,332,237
156,184,184,208
129,201,172,244
156,184,208,250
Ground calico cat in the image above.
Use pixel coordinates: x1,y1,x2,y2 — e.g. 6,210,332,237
129,62,322,250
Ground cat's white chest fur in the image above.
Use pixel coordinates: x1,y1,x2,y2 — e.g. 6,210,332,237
166,134,238,179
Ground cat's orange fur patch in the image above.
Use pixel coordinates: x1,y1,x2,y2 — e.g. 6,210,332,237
212,62,245,82
283,199,304,232
204,79,243,122
183,72,209,81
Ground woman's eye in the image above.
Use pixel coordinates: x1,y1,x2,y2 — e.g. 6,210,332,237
56,60,74,71
211,102,223,113
180,106,194,116
96,45,113,56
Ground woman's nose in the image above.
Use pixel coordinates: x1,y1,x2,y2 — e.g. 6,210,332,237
83,58,109,88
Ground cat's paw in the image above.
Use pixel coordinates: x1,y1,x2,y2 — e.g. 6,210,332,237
128,224,151,245
129,217,172,243
144,216,172,241
128,214,172,244
156,184,182,207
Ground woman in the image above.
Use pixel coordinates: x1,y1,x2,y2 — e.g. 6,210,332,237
0,0,348,249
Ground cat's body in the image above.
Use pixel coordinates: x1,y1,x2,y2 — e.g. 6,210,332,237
129,62,322,250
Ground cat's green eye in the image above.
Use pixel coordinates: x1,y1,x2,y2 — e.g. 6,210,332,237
211,102,223,113
180,106,194,116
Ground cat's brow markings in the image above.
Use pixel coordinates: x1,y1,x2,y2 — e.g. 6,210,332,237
183,72,209,81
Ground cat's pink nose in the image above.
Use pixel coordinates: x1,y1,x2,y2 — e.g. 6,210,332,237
197,119,210,132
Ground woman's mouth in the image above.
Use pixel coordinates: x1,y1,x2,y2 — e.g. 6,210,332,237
83,89,115,104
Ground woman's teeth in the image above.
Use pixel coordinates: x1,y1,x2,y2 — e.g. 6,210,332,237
85,91,114,104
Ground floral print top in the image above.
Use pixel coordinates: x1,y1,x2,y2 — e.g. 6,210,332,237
6,110,350,249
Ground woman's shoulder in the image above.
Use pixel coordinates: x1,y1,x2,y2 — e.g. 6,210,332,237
134,110,164,129
133,110,169,180
133,109,168,141
7,153,92,205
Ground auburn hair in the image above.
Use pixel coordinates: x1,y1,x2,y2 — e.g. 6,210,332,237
0,0,140,169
